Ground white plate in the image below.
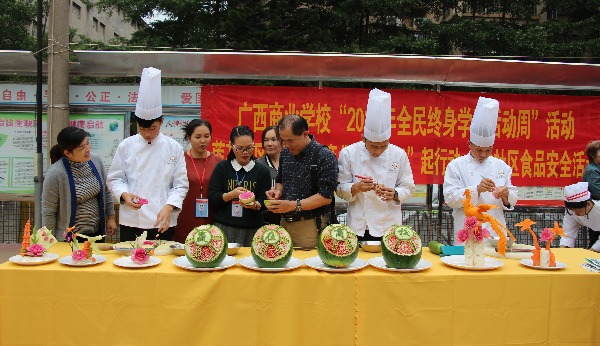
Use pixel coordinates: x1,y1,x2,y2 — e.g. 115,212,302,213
59,254,106,266
239,256,303,272
440,255,503,271
113,256,161,268
173,255,237,271
520,259,567,270
368,257,432,272
304,256,368,272
8,253,59,266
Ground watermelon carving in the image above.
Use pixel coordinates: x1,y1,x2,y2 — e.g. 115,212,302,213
381,225,422,269
239,191,255,205
251,224,292,268
317,224,359,268
185,224,228,268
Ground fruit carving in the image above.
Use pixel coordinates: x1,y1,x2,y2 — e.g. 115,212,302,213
317,224,359,268
185,224,228,268
251,224,292,268
239,191,255,205
382,225,422,269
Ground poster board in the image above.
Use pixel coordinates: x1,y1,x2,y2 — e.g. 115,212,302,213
161,115,200,149
0,112,126,196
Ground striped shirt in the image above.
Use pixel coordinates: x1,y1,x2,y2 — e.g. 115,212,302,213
70,160,101,233
276,136,338,218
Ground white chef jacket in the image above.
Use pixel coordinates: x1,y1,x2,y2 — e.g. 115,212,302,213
107,133,189,229
560,200,600,251
443,154,517,243
337,142,415,237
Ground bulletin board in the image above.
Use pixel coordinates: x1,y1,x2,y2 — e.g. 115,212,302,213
0,112,126,196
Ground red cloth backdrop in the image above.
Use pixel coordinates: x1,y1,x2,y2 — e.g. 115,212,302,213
201,85,600,186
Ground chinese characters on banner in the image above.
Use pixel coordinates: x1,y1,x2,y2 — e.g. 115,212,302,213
201,85,599,187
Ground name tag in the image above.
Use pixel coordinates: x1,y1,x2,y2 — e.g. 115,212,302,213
231,200,243,217
195,198,209,218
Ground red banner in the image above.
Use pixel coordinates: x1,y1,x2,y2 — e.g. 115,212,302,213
201,85,599,186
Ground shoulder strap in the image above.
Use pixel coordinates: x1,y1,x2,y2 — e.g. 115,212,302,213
309,145,325,195
61,157,77,228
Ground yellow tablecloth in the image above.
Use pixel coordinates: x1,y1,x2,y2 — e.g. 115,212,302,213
1,243,599,346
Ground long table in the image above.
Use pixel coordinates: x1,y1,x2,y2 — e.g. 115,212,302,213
1,243,599,345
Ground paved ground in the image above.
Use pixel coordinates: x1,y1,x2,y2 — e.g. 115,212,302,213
0,243,21,263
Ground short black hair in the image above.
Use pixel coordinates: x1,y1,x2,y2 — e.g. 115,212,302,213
565,199,591,209
134,115,163,129
277,114,308,136
585,140,600,162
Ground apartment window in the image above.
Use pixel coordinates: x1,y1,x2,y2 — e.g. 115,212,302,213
414,32,427,41
548,7,558,20
71,2,81,19
100,23,106,37
531,5,538,16
92,17,98,31
114,32,120,38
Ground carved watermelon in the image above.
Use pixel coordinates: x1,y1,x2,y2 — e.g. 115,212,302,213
239,191,255,205
317,224,359,268
251,224,292,268
185,224,228,268
381,225,422,269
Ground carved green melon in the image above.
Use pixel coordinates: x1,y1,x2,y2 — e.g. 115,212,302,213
185,224,228,268
317,224,359,268
251,224,292,268
381,225,422,269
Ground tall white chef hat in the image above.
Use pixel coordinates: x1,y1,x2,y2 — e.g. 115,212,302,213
364,88,391,142
470,96,499,147
564,182,591,203
135,67,162,120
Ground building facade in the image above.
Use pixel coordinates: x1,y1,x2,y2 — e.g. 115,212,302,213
28,0,140,44
68,0,140,42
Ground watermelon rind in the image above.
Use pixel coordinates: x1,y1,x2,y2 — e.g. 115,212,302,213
317,224,359,268
251,224,292,268
381,225,422,269
185,224,228,268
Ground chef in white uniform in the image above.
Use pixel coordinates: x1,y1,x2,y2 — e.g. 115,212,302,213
107,67,189,241
560,182,600,252
443,96,517,243
337,88,415,241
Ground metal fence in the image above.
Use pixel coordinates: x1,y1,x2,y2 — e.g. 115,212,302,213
2,201,590,248
398,205,589,248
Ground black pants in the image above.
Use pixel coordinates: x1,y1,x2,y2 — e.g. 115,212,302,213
119,225,174,242
357,229,382,242
262,210,281,225
589,228,600,249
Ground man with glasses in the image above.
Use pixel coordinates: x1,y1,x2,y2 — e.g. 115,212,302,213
265,114,338,248
336,89,415,241
560,182,600,252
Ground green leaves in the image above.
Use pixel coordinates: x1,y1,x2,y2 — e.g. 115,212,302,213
0,0,36,50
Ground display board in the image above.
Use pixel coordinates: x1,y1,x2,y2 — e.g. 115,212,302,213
161,115,200,150
0,112,126,196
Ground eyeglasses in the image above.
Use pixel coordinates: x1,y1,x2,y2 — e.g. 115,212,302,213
232,144,255,153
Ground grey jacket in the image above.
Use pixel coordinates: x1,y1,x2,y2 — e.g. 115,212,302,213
41,153,115,240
